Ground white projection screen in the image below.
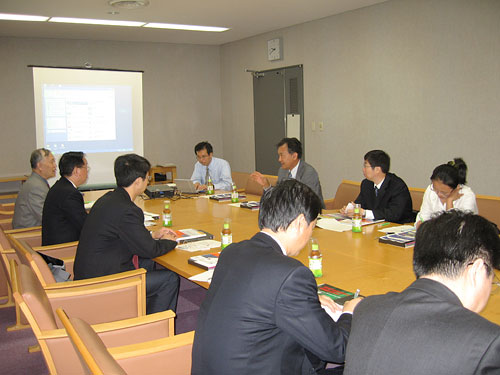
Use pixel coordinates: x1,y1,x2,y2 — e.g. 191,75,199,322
32,67,144,187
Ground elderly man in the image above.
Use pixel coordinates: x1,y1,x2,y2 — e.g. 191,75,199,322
42,151,89,246
192,180,361,374
13,148,56,228
344,210,500,374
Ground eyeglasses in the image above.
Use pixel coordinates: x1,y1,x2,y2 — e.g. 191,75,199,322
430,184,452,198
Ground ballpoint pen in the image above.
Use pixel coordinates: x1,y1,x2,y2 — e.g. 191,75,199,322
354,289,360,298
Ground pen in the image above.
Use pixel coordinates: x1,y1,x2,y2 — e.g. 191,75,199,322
379,222,390,227
353,289,360,298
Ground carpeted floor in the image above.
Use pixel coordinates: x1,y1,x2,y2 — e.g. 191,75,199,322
0,276,205,374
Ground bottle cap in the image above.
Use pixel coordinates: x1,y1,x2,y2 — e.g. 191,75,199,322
223,223,230,229
312,243,319,250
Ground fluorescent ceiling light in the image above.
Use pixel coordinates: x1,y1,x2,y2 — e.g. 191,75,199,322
144,22,229,32
49,17,145,27
0,13,49,22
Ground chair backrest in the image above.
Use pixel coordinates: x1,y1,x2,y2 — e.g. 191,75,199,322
231,171,250,191
476,194,500,228
12,238,57,285
245,174,278,196
409,187,425,212
57,308,127,375
326,180,360,210
16,263,58,331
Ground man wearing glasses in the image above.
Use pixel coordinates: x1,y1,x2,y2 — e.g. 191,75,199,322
344,210,500,375
42,151,89,246
191,141,233,191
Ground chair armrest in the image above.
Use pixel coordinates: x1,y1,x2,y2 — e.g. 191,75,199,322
5,226,42,235
109,331,194,359
92,310,176,347
44,268,146,290
33,241,78,259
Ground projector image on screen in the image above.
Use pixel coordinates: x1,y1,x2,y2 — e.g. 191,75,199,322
43,84,134,154
33,67,144,186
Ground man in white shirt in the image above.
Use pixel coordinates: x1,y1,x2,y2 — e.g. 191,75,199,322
191,141,232,191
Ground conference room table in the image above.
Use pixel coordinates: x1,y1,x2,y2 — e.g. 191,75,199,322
84,190,500,325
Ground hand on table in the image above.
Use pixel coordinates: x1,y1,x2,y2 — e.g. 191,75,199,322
152,227,178,241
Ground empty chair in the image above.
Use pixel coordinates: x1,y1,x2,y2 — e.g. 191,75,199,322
57,308,194,375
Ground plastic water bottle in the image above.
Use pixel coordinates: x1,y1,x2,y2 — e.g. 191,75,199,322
308,238,322,277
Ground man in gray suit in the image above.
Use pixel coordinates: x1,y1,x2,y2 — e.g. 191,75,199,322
13,148,57,229
251,137,325,207
344,210,500,375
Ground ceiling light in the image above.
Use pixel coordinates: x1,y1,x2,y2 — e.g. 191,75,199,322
0,13,49,22
108,0,150,10
49,17,145,27
144,23,229,32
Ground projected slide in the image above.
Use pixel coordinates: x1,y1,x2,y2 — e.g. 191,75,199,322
42,84,133,154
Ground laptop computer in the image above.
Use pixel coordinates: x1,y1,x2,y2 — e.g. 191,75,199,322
174,179,204,194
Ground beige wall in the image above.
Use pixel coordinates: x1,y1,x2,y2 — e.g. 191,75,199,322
0,37,222,181
221,0,500,197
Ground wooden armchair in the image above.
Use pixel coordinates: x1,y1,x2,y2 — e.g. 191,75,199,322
57,308,194,375
324,180,360,210
13,262,174,375
0,202,15,219
9,237,77,285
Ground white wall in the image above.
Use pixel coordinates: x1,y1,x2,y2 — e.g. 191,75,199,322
0,37,222,182
220,0,500,197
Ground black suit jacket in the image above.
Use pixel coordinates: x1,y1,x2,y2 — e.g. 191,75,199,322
344,278,500,374
73,187,176,280
354,172,413,223
192,232,352,375
42,177,87,246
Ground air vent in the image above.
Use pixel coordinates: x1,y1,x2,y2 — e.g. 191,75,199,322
108,0,150,10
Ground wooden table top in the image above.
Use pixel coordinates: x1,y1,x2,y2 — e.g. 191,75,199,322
84,190,500,325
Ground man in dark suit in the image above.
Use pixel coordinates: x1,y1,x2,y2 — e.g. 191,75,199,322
42,151,88,246
251,137,325,208
341,150,413,223
74,154,180,314
344,210,500,375
192,180,361,375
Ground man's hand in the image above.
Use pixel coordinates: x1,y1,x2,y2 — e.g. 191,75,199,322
250,172,270,189
343,297,363,313
152,227,178,241
195,183,207,191
319,295,342,313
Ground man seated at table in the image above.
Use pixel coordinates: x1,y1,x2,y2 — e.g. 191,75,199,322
13,148,57,229
251,137,325,208
74,154,180,314
341,150,413,223
191,141,232,191
192,180,361,374
42,151,89,246
344,210,500,375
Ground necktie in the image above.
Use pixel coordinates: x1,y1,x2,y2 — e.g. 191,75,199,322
287,170,292,179
374,186,379,197
205,167,210,185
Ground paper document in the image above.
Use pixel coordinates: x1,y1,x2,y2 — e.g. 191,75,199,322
189,269,214,283
378,225,414,234
322,304,343,322
316,218,352,232
228,203,241,207
177,240,221,252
